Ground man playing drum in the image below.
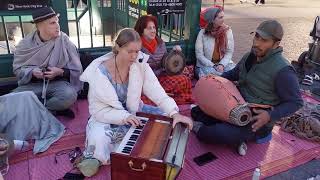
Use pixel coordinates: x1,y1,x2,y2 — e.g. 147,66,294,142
192,20,303,155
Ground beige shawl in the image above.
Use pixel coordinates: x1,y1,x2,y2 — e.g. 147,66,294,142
13,31,83,91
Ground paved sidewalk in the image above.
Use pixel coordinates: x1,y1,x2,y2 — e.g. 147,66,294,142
201,0,320,179
202,0,320,63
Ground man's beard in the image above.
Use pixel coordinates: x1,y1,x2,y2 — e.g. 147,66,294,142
251,47,267,57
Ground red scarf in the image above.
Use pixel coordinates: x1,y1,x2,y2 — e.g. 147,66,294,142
211,23,230,58
141,36,158,54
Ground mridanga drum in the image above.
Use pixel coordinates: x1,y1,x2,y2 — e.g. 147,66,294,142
193,75,252,126
162,50,186,75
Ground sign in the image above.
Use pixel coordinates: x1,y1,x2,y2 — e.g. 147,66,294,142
128,0,147,18
147,0,186,15
0,0,49,11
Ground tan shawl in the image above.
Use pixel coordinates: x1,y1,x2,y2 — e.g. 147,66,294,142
13,31,83,92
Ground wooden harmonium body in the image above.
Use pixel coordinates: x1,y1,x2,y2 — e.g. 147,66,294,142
111,112,189,180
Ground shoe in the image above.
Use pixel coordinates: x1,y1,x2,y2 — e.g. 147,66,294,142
192,121,204,134
238,142,247,156
56,109,75,119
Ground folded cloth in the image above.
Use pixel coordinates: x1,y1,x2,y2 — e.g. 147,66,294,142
281,102,320,142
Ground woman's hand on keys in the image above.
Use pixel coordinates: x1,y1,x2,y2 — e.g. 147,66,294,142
123,115,142,127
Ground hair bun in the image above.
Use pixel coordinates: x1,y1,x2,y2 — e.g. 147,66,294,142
112,42,120,54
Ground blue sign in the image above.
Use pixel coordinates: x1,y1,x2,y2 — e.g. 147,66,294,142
0,0,49,11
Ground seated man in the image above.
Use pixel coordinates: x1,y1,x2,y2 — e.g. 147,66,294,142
13,7,83,118
192,20,304,155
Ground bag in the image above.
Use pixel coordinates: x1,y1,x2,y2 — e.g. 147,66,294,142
310,16,320,40
76,158,100,177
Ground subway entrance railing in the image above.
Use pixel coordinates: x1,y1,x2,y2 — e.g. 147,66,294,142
0,0,201,78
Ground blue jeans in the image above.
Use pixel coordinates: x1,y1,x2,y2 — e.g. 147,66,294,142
191,106,272,145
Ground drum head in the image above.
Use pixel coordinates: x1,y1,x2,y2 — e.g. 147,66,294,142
162,50,186,75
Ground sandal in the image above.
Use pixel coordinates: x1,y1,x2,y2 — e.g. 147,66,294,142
313,73,320,81
302,79,313,86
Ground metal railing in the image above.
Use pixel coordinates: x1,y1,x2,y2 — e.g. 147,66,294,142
0,13,33,55
0,0,187,55
0,0,201,78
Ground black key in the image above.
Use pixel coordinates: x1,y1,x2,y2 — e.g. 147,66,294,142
141,120,147,124
122,150,131,154
133,130,141,134
131,135,138,138
136,126,143,129
123,147,132,150
126,142,135,146
126,143,134,146
129,137,137,141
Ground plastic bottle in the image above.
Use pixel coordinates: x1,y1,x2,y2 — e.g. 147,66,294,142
252,168,261,180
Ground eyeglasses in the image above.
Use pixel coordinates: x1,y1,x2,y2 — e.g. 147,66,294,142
54,147,82,164
145,26,156,31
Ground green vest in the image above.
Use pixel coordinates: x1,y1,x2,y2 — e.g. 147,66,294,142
238,47,290,105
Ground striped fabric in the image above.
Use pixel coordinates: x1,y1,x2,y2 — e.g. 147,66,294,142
6,98,320,180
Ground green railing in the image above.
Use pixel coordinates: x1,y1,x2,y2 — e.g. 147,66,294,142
0,0,201,78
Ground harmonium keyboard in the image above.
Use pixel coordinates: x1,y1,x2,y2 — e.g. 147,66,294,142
111,112,189,180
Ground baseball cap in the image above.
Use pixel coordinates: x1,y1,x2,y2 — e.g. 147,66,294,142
254,20,284,40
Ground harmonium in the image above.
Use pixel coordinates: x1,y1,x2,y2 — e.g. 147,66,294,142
111,112,189,180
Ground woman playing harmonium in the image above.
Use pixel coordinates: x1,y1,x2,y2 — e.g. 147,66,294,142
79,28,193,176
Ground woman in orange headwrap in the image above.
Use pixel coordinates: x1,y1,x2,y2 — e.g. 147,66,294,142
196,7,235,78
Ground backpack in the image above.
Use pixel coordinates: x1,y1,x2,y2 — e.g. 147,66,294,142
310,16,320,40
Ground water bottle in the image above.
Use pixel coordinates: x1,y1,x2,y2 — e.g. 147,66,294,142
252,168,261,180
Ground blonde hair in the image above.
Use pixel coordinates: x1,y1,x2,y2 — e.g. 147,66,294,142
112,28,141,54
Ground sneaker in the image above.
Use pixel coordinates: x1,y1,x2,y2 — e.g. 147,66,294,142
238,142,247,156
56,109,75,119
192,121,204,134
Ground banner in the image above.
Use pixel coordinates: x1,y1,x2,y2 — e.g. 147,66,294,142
147,0,186,15
0,0,49,11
